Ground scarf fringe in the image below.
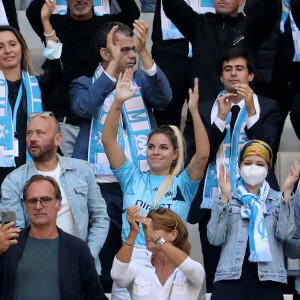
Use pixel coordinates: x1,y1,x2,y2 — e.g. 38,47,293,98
91,163,113,176
0,156,15,167
249,251,272,263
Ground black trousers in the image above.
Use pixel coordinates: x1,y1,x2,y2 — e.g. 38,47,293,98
211,254,284,300
98,183,123,293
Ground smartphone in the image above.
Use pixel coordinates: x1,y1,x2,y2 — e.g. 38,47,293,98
1,210,16,227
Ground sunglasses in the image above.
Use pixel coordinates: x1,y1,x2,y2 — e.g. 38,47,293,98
148,207,178,230
26,196,55,208
28,111,54,119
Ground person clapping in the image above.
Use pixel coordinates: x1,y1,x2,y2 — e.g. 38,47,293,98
111,205,205,300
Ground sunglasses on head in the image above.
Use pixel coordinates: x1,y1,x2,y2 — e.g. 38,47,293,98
28,111,54,119
149,207,178,230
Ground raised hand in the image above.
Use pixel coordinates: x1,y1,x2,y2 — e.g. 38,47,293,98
115,69,140,103
283,159,300,202
136,215,156,242
132,19,153,70
235,83,256,117
188,78,199,115
126,206,141,234
133,19,149,54
41,0,56,22
217,93,237,121
106,25,122,64
219,163,231,203
0,222,19,254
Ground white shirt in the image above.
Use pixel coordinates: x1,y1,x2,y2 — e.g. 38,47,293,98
111,256,205,300
214,99,260,132
38,163,75,235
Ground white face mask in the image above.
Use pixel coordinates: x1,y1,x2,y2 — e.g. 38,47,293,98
240,164,268,186
43,40,63,60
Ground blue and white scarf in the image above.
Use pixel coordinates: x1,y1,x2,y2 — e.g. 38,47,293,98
202,91,260,208
53,0,110,16
0,0,8,26
0,70,43,167
160,0,215,56
88,64,151,175
281,0,300,62
236,178,272,262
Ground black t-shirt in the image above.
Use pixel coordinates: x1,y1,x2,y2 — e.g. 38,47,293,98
26,0,139,122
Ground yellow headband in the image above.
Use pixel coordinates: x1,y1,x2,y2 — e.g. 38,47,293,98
242,142,270,164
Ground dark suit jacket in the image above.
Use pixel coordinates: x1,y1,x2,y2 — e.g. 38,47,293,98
2,0,19,30
291,0,300,29
184,95,281,224
0,227,107,300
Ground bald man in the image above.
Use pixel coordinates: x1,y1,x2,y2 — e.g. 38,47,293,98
0,112,110,275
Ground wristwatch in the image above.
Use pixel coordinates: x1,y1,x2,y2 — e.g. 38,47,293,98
156,237,167,247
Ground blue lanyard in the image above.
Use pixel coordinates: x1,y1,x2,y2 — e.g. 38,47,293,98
12,83,23,133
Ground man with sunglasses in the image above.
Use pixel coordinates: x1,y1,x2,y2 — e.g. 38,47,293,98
0,111,110,276
0,174,108,299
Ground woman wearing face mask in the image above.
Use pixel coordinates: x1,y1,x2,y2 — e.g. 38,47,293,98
207,140,300,300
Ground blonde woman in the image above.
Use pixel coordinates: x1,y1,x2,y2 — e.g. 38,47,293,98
102,69,209,283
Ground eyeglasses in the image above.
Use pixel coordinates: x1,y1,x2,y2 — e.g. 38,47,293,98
120,46,136,54
149,207,178,230
28,111,54,119
26,196,55,208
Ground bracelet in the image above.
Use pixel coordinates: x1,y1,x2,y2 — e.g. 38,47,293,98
44,30,56,37
156,237,167,247
124,240,133,246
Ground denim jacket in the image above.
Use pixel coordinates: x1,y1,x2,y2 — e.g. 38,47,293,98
0,155,110,274
284,186,300,293
207,188,295,283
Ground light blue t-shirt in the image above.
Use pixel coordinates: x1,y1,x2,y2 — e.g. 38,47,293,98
113,159,201,245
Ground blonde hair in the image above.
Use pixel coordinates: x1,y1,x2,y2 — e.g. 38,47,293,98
149,125,185,207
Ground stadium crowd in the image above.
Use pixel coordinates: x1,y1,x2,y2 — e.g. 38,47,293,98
0,0,300,299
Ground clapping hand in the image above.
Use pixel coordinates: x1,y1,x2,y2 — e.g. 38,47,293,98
235,83,256,117
115,69,140,103
136,215,156,242
217,93,237,121
283,159,300,202
133,20,149,54
126,206,141,234
219,163,231,203
188,78,199,115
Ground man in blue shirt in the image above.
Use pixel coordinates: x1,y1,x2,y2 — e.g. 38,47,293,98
0,112,110,276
